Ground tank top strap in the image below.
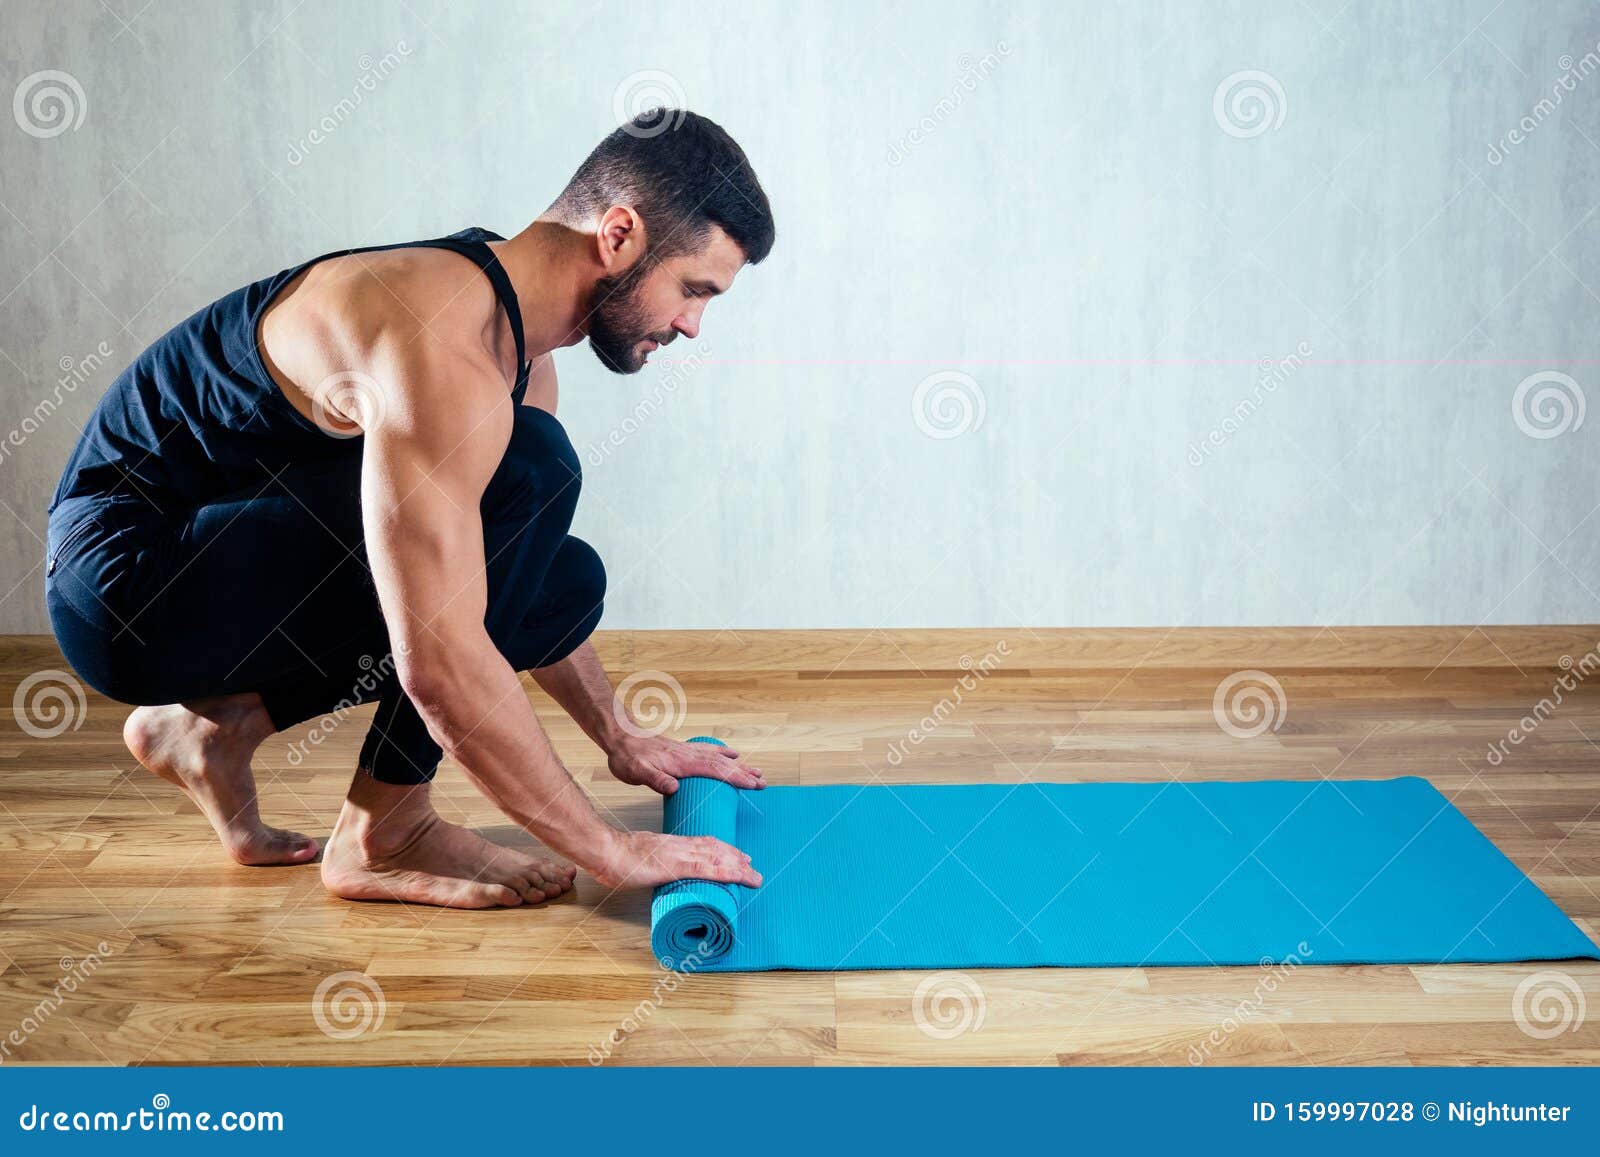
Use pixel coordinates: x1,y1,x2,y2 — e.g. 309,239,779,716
419,228,530,403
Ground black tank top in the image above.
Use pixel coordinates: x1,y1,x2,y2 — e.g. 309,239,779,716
51,227,529,513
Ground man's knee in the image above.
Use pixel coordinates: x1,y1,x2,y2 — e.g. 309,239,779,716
47,589,153,706
499,536,606,669
554,536,607,611
482,407,583,525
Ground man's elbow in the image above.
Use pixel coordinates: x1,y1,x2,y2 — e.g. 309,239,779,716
395,637,502,732
396,648,463,722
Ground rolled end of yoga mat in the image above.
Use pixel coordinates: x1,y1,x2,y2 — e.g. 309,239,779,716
649,737,743,969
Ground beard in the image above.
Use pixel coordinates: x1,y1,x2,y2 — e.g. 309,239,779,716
586,262,673,374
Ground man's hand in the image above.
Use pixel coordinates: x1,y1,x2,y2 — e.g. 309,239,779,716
607,734,766,795
593,830,762,889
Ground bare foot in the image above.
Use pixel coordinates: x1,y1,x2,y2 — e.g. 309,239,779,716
124,696,320,866
320,773,577,909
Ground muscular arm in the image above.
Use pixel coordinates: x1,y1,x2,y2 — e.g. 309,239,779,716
358,344,758,889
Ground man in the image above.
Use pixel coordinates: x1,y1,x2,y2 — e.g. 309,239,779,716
45,109,771,908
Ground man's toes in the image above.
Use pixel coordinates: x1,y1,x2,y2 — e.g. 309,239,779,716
498,852,571,896
531,858,576,885
228,827,321,867
510,872,558,904
278,832,321,863
532,860,576,896
460,880,522,908
515,878,548,903
528,875,567,900
278,844,319,866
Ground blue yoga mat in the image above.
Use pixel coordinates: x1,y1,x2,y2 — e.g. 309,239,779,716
650,743,1598,972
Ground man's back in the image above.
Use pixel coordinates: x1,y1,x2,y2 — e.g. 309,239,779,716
51,227,521,517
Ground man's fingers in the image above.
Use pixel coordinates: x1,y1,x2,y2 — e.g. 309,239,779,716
648,835,761,888
667,750,766,789
648,770,679,795
713,746,766,779
703,749,761,776
697,756,764,790
693,840,761,887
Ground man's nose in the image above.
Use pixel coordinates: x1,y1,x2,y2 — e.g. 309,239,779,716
673,301,705,340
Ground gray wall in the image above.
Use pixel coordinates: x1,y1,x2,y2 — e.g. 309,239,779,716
2,0,1597,633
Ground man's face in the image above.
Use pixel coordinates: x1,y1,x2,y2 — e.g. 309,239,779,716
587,226,746,374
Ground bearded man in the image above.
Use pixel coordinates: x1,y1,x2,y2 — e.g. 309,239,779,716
45,109,772,907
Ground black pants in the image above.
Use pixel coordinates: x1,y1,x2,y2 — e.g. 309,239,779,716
45,406,604,784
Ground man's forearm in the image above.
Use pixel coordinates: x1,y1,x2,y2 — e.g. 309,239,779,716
409,647,616,866
529,641,628,752
410,643,758,891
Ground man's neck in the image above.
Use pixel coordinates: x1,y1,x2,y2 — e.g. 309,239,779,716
490,220,594,357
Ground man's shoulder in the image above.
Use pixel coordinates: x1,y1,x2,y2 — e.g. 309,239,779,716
260,246,507,432
316,245,499,346
288,247,508,391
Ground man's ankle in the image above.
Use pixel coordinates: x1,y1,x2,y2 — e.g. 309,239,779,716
182,693,275,746
336,771,436,857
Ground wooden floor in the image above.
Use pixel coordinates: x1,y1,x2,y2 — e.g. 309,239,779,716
1,628,1598,1067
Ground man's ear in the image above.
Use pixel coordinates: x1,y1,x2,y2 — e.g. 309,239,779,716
596,205,647,273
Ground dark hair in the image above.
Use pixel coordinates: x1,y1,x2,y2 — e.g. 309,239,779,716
551,109,775,265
